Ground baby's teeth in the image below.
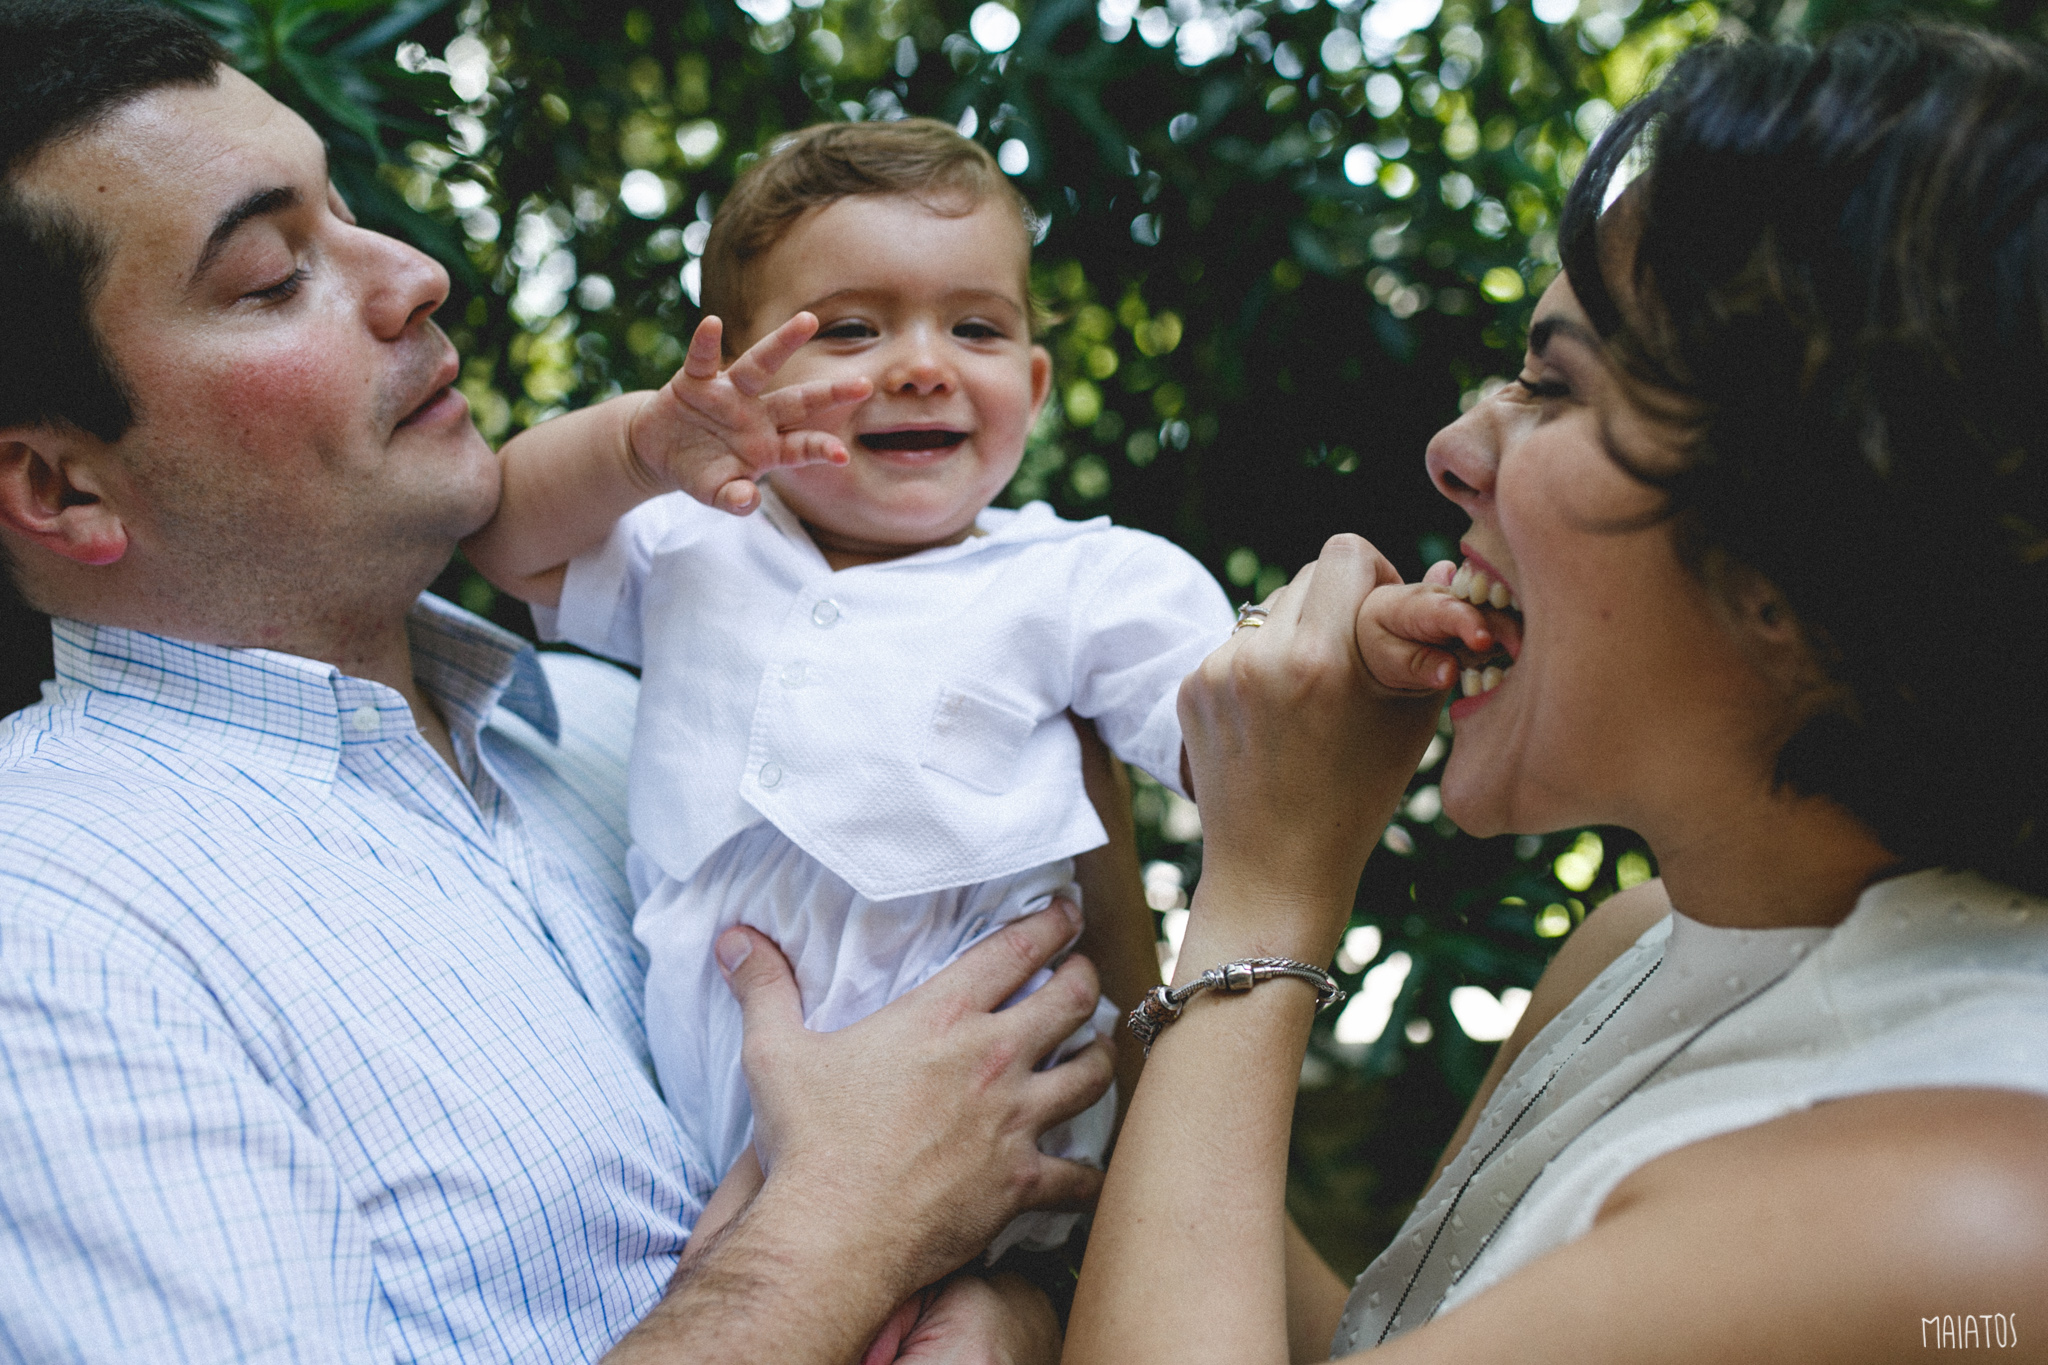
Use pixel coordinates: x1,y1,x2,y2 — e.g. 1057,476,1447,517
1481,665,1504,693
1488,580,1511,610
1461,668,1482,697
1451,564,1473,598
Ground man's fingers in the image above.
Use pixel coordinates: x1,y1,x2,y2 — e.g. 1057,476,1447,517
995,952,1103,1063
1027,1035,1116,1127
919,901,1085,1015
728,311,820,396
1018,1155,1107,1215
682,315,724,381
720,926,807,1053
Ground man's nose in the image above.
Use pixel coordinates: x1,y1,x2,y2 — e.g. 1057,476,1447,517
354,226,451,340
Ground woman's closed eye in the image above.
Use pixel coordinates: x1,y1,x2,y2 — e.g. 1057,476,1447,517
1514,373,1570,400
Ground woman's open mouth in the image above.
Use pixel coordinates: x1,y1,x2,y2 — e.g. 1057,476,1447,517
1448,555,1522,705
857,429,969,452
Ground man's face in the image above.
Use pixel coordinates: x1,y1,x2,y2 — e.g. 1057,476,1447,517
15,67,496,642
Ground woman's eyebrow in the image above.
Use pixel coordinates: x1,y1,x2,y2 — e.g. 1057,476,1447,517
1528,314,1600,358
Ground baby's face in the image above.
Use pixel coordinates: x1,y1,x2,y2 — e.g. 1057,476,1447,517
737,192,1051,562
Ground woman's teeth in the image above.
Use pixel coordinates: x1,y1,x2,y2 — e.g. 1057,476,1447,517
1450,558,1520,698
1450,561,1519,612
1460,664,1506,698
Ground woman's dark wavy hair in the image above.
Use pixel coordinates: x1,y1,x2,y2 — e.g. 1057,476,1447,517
1561,23,2048,895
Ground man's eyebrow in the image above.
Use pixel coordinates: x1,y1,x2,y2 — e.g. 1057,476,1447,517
190,182,305,283
1528,314,1600,357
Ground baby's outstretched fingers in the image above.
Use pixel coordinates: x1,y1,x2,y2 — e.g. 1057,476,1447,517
682,314,726,381
726,311,821,397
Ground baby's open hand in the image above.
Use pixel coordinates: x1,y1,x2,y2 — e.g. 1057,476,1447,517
628,312,873,515
1355,560,1508,695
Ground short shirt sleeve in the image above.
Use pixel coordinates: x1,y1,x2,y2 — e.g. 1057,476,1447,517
1069,533,1234,796
535,493,707,668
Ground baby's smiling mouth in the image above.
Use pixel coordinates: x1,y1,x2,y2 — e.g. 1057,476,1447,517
857,429,968,452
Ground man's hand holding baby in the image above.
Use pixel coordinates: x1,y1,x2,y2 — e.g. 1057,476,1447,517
629,312,872,516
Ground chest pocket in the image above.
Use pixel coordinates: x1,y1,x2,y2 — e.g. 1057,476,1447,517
921,687,1037,794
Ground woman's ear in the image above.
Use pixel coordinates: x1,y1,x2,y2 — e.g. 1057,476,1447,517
1712,553,1838,713
0,430,129,567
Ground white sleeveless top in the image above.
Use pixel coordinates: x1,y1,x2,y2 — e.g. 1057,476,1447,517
1333,869,2048,1353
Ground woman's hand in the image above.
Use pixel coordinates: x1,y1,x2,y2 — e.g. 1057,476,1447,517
1177,534,1446,960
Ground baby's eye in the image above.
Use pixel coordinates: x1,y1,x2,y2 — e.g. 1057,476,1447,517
816,319,876,341
953,320,1005,340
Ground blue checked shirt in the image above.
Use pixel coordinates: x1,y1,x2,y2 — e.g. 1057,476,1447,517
0,596,714,1363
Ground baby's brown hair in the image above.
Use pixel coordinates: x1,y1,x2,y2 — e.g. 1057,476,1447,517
701,118,1044,354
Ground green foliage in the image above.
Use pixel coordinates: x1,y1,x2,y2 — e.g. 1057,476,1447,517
153,0,2043,1275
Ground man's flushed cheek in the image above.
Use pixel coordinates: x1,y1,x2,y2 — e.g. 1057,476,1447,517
162,347,370,456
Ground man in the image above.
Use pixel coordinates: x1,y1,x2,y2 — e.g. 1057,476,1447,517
0,2,1113,1359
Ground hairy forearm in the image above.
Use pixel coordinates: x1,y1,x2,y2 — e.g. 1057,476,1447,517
606,1177,904,1365
462,391,669,607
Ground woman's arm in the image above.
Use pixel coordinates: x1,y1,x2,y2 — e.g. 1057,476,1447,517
1065,536,1443,1365
1367,1088,2048,1365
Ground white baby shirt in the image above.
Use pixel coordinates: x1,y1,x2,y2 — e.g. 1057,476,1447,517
541,485,1234,900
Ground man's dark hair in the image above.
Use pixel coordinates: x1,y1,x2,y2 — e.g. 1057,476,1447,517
1,0,224,443
1562,24,2048,894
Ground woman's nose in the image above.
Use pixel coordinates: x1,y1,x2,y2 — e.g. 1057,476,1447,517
1425,402,1499,508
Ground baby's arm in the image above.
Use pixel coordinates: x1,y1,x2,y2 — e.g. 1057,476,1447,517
462,313,871,608
1354,559,1499,695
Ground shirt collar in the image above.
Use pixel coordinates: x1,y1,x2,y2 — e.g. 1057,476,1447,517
50,594,558,784
755,486,1109,571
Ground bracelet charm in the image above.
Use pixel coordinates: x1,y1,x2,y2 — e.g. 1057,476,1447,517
1126,957,1345,1054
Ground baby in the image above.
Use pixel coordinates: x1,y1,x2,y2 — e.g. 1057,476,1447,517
465,119,1233,1258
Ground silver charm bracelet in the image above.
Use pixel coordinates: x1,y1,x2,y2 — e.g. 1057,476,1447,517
1127,957,1345,1054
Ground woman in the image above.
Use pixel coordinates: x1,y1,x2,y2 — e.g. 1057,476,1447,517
1068,25,2048,1363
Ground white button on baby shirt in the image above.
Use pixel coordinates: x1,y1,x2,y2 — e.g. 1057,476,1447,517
348,704,380,733
545,486,1234,900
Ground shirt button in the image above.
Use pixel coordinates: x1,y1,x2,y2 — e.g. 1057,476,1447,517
347,704,379,733
810,599,840,628
780,663,807,688
758,762,783,789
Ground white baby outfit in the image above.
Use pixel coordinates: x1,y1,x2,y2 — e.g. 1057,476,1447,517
541,485,1232,1255
1332,868,2048,1351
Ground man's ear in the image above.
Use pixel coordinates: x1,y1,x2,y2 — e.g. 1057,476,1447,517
0,430,129,567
